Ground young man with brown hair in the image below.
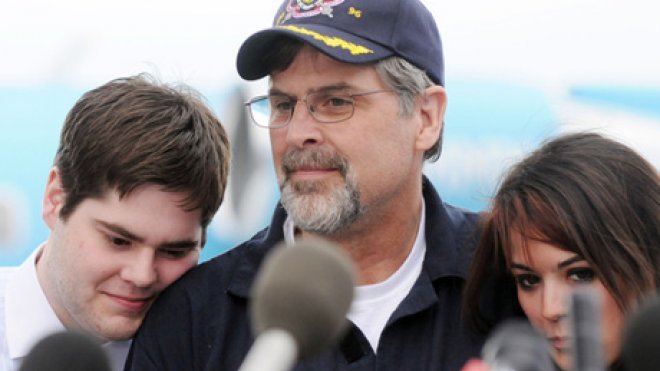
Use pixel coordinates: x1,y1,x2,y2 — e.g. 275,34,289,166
0,74,231,371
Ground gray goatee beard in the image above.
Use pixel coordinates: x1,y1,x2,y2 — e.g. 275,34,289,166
279,148,362,235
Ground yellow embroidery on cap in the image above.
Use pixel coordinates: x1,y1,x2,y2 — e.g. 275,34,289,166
278,25,373,55
348,7,361,18
275,11,286,26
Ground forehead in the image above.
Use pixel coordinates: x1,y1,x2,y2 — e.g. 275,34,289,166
80,185,202,227
509,231,578,268
270,46,384,92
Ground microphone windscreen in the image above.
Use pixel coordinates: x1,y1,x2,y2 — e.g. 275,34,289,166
482,319,554,371
250,238,356,359
19,330,111,371
621,296,660,371
569,289,604,371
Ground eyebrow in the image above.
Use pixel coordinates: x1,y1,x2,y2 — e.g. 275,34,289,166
96,220,200,249
510,255,585,272
269,83,353,97
557,255,585,269
509,263,534,272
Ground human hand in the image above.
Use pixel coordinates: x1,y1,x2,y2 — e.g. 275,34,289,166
460,358,490,371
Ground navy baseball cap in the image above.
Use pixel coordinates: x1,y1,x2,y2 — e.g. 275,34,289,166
236,0,444,86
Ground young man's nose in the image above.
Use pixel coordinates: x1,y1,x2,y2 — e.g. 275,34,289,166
121,249,158,288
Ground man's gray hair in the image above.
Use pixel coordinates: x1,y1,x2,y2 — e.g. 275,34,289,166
375,57,443,162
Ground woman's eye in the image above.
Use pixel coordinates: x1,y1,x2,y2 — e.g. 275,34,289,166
568,268,596,283
514,274,540,291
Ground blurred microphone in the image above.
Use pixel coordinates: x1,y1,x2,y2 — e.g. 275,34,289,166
19,330,111,371
482,319,554,371
621,296,660,371
569,289,604,371
238,238,356,371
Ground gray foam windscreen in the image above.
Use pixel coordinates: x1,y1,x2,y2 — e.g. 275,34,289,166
622,296,660,371
482,319,554,371
569,289,604,371
250,238,356,359
19,331,111,371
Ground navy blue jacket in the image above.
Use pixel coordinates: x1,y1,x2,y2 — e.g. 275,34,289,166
125,178,486,370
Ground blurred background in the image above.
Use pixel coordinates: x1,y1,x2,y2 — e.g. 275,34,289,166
1,0,658,265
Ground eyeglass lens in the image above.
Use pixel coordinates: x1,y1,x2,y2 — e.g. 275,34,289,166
248,91,356,128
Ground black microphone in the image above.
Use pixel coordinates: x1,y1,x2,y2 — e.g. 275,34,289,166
568,289,605,371
482,319,554,371
19,330,111,371
238,238,356,371
621,296,660,371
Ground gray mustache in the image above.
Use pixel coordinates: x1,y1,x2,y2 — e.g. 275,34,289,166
282,150,348,178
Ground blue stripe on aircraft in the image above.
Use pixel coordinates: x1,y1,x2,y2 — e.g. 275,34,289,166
570,86,660,119
445,79,557,140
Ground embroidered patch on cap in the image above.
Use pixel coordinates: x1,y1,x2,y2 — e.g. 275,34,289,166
283,0,345,20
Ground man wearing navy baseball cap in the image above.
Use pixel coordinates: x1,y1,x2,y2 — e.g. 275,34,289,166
237,0,445,85
127,0,496,370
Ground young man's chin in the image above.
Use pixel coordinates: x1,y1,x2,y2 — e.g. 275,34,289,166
93,315,146,341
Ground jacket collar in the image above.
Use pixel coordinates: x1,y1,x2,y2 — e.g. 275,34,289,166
420,176,479,282
227,176,479,299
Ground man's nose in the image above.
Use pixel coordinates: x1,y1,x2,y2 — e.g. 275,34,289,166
285,100,323,148
120,248,157,288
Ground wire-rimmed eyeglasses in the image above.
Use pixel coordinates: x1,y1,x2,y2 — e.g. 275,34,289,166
244,89,392,128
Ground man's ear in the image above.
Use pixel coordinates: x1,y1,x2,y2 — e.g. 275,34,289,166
42,167,65,229
415,85,446,152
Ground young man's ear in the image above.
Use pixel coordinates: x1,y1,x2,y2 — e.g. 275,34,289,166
42,167,65,229
415,85,446,152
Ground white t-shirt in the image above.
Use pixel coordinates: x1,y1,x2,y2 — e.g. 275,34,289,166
283,202,427,353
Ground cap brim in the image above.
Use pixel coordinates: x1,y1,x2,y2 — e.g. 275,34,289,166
236,24,394,80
